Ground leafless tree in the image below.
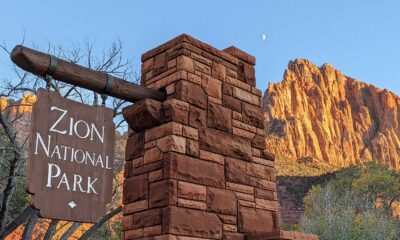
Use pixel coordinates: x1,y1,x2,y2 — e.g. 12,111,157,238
0,38,135,239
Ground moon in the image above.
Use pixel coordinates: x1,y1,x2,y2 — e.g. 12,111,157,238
262,34,267,40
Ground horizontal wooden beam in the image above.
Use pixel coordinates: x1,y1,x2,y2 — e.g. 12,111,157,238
10,45,166,103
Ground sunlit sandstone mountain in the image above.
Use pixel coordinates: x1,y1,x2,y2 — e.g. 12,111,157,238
263,59,400,170
0,92,36,114
0,93,36,144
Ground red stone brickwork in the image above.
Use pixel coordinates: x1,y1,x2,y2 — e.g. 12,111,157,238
122,34,317,240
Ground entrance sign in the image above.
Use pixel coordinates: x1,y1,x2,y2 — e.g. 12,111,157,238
27,89,115,223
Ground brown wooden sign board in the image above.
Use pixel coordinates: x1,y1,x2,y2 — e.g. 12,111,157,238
27,89,115,223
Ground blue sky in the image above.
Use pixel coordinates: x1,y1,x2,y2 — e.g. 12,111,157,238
1,0,400,94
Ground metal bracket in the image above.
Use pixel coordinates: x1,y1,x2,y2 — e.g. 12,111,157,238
47,55,58,75
103,74,114,95
101,74,114,106
45,55,58,89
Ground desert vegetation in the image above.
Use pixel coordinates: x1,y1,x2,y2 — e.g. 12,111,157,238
298,163,400,240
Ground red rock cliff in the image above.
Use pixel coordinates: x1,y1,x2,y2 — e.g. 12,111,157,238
263,59,400,169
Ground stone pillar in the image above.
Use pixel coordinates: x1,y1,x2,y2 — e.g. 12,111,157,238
122,34,317,240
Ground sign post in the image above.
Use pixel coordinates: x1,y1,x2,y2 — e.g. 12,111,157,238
27,89,115,223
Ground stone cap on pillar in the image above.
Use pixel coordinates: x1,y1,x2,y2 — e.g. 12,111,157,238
223,46,256,65
141,33,257,88
141,34,255,66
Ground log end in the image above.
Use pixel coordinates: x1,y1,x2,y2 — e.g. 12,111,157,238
10,45,47,77
10,45,23,64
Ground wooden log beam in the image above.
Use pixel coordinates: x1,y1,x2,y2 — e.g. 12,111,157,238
10,45,166,102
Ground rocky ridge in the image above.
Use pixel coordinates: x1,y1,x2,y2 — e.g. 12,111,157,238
263,59,400,170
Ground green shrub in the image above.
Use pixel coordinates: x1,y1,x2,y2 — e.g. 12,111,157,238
298,163,400,240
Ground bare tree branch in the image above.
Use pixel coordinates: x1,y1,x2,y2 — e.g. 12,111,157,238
0,205,34,239
59,222,81,240
78,206,122,240
43,219,59,240
21,209,38,240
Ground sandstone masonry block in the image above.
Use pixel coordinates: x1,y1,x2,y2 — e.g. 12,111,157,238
125,133,145,160
163,206,222,239
218,214,237,224
182,125,199,140
202,74,222,99
157,135,186,154
212,62,226,80
234,192,254,202
186,139,199,157
130,161,163,177
134,208,162,228
194,61,211,75
123,173,148,204
124,200,148,215
149,179,177,208
175,81,207,109
225,158,273,189
199,128,252,161
149,169,163,182
142,58,153,74
188,72,201,85
238,207,277,236
125,228,143,239
191,52,212,66
123,99,162,132
178,181,207,201
232,87,260,106
168,59,177,69
207,187,237,215
163,106,188,125
252,134,267,150
242,102,264,128
144,147,163,164
226,182,254,195
255,198,279,211
166,84,176,96
153,235,178,240
223,46,256,66
255,188,275,201
145,122,183,142
238,62,256,86
122,215,134,230
178,198,206,210
189,106,206,128
143,225,162,237
226,76,251,92
233,119,256,133
233,127,255,139
153,52,167,72
164,152,225,188
223,232,245,240
207,102,232,133
223,224,238,232
200,150,225,165
223,94,242,112
177,55,194,72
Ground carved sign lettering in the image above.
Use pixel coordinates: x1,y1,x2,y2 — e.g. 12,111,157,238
27,89,115,223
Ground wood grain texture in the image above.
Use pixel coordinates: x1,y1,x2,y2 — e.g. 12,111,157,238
27,89,115,223
11,45,166,102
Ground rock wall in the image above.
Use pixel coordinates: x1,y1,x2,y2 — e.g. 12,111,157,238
264,59,400,169
0,93,36,145
122,35,317,240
